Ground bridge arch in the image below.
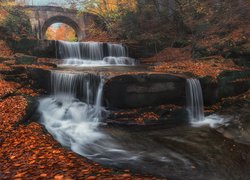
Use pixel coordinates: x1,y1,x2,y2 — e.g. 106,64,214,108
41,16,83,41
22,6,97,41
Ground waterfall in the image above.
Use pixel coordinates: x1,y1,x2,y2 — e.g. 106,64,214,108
58,41,104,60
186,78,205,122
108,43,128,57
51,71,103,104
57,40,136,66
39,71,106,147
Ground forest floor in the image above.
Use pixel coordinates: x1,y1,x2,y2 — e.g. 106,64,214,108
142,46,248,79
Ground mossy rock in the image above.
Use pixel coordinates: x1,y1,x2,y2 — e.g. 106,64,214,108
0,56,14,62
8,38,37,54
15,53,37,65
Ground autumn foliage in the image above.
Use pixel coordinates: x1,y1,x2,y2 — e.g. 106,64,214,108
45,24,77,42
153,56,244,79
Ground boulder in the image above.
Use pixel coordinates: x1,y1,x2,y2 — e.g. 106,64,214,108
200,76,219,105
200,70,250,105
217,70,250,98
27,68,51,92
15,53,37,65
104,73,186,109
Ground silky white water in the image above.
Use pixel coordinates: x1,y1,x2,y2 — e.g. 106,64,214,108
186,78,227,127
38,71,193,172
36,71,237,180
57,40,136,66
39,72,106,147
39,72,142,162
186,78,205,122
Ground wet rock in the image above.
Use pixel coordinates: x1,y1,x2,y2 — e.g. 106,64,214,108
216,99,250,145
15,53,37,65
200,70,250,105
106,104,187,126
104,73,186,108
33,40,58,58
15,96,39,127
0,137,4,147
217,70,250,98
200,76,219,105
27,68,51,92
11,66,27,74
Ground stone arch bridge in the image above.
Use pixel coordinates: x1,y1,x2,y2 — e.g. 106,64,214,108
22,6,96,41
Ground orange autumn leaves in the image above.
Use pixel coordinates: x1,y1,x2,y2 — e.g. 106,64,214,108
1,122,153,179
0,100,154,179
153,57,243,79
142,46,244,79
0,80,20,97
45,24,77,42
0,96,27,134
0,40,13,56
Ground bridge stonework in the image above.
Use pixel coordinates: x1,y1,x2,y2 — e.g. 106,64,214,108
22,6,96,41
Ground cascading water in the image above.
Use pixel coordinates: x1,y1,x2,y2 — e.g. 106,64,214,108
108,43,128,57
58,41,104,60
186,78,205,122
57,40,136,66
186,78,227,127
36,39,238,179
39,71,106,148
39,72,192,171
39,71,143,164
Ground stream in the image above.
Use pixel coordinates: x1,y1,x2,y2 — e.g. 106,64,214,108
38,40,250,180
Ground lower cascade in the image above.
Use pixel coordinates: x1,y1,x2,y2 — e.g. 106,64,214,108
39,72,106,149
38,71,194,173
57,40,136,66
37,69,231,178
186,78,205,122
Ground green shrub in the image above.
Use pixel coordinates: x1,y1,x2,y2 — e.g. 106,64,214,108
3,7,32,39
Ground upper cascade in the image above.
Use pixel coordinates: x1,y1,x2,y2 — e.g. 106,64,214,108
57,40,136,66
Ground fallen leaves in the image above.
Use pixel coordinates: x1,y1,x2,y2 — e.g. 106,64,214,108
0,63,12,71
153,57,244,79
16,87,38,97
0,96,27,134
0,122,154,179
0,40,13,56
0,80,20,97
143,46,192,64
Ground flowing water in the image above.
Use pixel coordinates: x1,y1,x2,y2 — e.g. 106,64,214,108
38,42,250,179
186,79,228,128
57,40,136,66
186,79,205,122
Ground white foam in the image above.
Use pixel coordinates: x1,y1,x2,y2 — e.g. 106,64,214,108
191,114,229,128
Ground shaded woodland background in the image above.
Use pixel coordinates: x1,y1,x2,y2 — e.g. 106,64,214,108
0,0,249,63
